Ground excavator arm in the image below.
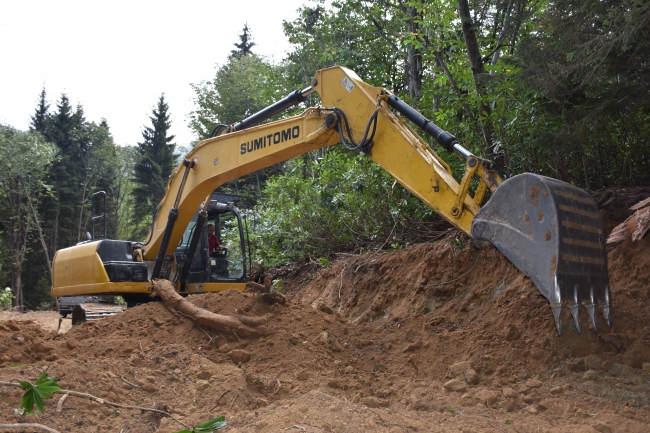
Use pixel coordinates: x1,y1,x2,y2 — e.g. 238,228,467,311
144,67,497,260
53,66,612,335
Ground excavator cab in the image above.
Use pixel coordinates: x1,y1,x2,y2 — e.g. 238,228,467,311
175,191,248,286
206,207,246,280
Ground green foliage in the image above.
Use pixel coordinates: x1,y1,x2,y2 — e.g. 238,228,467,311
77,120,122,240
39,95,99,249
172,415,228,433
247,149,438,266
19,91,123,310
515,0,650,187
189,54,293,140
25,275,52,311
30,88,50,133
10,369,226,432
19,370,61,414
108,145,140,240
189,50,300,207
282,0,402,90
0,287,14,310
0,124,57,308
452,237,465,252
131,94,179,239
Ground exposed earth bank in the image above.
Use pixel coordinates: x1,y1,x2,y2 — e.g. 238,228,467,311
1,232,649,432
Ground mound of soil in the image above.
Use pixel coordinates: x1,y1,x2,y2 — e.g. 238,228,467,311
1,235,649,432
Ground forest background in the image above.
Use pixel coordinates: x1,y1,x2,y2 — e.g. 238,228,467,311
1,0,648,310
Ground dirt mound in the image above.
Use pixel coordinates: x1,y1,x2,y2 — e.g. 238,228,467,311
0,311,71,334
1,234,649,432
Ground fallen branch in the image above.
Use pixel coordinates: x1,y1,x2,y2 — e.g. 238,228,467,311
109,365,141,389
56,393,68,412
284,425,306,432
118,375,141,389
0,381,190,430
210,389,232,410
151,279,273,338
229,393,239,411
0,424,60,433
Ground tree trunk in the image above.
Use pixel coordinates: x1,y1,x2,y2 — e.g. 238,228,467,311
490,0,514,71
405,7,423,100
457,0,502,169
22,180,53,282
435,52,477,124
77,179,89,242
52,186,60,256
8,177,28,311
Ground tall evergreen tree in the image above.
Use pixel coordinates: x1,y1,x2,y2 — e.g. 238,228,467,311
41,94,88,253
132,94,178,238
30,87,50,134
231,23,256,58
21,93,122,308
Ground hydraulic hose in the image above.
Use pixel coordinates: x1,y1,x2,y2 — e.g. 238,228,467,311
230,86,314,132
386,95,458,153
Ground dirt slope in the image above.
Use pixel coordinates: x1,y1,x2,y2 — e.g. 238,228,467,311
0,234,649,433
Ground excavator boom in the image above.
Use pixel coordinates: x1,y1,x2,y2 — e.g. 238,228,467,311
52,66,612,334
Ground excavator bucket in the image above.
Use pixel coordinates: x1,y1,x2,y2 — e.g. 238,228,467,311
471,173,611,335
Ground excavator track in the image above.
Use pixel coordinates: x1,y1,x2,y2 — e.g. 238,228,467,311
71,302,126,326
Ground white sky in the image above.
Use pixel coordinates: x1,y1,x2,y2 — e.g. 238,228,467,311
0,0,313,147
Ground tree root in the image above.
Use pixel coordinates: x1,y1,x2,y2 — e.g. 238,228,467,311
245,276,287,305
151,279,274,338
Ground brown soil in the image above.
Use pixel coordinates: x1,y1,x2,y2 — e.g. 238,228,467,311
0,311,72,334
1,222,649,432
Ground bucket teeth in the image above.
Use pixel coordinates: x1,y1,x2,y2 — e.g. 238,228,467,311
551,303,563,336
471,173,612,335
584,302,597,332
584,284,598,332
568,303,581,334
598,285,612,328
568,285,582,334
598,284,613,329
599,302,612,328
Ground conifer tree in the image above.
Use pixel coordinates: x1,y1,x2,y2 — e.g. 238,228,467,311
231,23,255,58
30,88,50,134
21,93,121,308
131,94,178,238
41,95,88,252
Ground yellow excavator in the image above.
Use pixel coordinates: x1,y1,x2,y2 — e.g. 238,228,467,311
52,66,611,335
